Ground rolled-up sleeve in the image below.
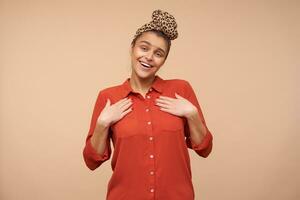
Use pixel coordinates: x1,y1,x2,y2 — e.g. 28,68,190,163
183,81,213,158
83,90,112,170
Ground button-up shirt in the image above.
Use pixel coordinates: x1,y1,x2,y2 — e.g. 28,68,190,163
83,75,213,200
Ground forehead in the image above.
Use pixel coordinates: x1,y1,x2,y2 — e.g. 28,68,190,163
135,31,168,52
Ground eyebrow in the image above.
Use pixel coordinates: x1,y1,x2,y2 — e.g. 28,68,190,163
139,40,166,54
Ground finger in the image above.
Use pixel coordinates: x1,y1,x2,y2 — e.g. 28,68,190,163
159,107,171,113
155,100,170,107
156,102,171,109
115,97,130,106
114,97,130,107
158,96,174,101
156,98,173,107
105,98,111,107
156,98,172,104
175,93,184,99
120,100,133,111
120,107,132,118
118,98,132,108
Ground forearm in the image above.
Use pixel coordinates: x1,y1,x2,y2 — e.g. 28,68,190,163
186,110,207,145
90,121,110,156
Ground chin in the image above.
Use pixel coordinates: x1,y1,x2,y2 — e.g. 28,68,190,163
136,72,153,79
133,68,155,80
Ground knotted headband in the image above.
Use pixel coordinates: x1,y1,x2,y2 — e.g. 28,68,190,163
133,9,178,41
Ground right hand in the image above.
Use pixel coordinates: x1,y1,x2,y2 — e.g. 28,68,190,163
97,97,133,127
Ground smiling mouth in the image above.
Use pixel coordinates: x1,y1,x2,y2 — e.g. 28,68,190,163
139,61,153,68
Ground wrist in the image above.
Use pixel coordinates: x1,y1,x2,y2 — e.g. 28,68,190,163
96,119,111,130
185,106,198,119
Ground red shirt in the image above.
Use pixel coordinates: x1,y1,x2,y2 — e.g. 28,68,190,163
83,75,213,200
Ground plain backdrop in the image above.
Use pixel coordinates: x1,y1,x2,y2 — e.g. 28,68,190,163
0,0,299,199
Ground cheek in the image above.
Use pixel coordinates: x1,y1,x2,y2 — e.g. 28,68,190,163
132,49,144,60
136,51,144,58
133,47,145,57
155,58,165,66
131,52,140,64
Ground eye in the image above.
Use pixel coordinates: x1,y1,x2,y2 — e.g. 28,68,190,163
155,52,163,57
140,45,148,51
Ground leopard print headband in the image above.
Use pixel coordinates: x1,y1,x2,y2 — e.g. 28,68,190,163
133,9,178,41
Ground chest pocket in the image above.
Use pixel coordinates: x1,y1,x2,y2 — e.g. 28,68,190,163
155,109,185,131
111,109,139,138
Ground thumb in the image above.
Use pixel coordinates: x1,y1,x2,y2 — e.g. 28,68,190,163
105,98,111,107
175,93,184,99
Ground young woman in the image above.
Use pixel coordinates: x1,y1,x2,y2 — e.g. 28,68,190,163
83,9,213,200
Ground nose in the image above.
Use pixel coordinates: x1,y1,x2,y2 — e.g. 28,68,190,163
145,51,154,61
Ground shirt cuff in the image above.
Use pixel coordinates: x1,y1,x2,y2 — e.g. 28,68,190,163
190,129,213,151
85,138,110,161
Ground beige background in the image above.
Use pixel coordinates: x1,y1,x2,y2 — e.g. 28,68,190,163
0,0,299,199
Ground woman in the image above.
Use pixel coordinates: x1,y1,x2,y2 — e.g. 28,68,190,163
83,9,213,200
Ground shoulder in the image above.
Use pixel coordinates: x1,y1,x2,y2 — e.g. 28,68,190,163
95,82,124,98
101,85,121,94
163,78,192,90
161,77,195,99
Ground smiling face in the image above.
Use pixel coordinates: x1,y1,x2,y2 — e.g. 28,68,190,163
130,31,169,80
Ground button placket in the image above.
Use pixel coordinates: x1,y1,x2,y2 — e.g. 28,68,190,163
144,90,156,196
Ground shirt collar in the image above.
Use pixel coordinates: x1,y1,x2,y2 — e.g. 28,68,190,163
121,75,164,98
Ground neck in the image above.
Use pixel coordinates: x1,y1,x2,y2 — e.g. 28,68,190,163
129,73,156,93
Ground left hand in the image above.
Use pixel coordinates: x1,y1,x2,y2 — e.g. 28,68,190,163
155,93,198,118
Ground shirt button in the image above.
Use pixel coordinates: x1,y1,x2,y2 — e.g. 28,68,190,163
147,121,151,125
146,95,151,99
150,171,154,175
149,136,153,141
145,108,149,112
150,188,155,193
149,154,154,159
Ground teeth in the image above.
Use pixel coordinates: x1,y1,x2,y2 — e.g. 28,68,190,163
140,61,152,68
142,62,150,67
